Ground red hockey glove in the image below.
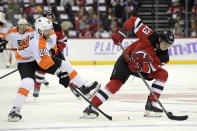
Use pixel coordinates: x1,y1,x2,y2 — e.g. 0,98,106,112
112,28,127,45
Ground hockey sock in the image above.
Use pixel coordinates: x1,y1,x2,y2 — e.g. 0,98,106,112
35,71,46,89
13,78,34,108
91,79,123,107
149,80,165,102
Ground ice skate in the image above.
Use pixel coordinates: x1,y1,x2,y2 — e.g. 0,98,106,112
33,88,40,98
8,107,22,122
82,105,99,119
43,79,49,86
79,81,101,99
144,98,163,117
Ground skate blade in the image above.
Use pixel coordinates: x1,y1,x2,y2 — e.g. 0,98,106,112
80,113,98,119
8,116,21,122
86,84,101,99
144,111,162,117
34,97,38,102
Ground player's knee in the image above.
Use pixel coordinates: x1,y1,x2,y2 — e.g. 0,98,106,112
155,68,168,82
20,77,34,91
105,79,123,94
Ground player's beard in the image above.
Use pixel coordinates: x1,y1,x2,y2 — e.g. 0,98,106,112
43,34,50,40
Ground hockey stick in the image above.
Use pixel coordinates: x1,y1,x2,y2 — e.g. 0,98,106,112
119,43,188,121
0,69,18,79
69,85,113,120
4,48,17,51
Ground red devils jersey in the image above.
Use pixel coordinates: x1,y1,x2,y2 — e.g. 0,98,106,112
53,22,67,53
123,16,169,73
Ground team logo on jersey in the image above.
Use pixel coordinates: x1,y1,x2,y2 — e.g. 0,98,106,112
17,37,29,50
133,50,153,64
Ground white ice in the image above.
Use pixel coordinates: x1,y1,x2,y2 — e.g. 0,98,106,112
0,65,197,131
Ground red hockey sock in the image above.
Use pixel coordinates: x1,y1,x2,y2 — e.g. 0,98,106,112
149,92,160,102
91,96,103,107
34,82,42,90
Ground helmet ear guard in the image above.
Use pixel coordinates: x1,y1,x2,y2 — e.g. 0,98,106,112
159,30,174,45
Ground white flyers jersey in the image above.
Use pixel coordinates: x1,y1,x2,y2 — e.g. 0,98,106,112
15,31,58,70
5,27,34,49
0,25,10,40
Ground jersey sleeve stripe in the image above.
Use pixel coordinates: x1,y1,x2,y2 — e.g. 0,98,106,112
69,70,78,80
134,17,142,28
134,23,143,34
58,37,67,43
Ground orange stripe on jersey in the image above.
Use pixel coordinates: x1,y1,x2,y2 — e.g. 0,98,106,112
0,32,6,40
38,37,55,70
69,70,78,80
7,28,18,35
17,88,29,97
26,27,34,32
39,56,55,70
15,51,29,60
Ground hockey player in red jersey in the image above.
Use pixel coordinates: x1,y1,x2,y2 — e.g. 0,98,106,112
82,16,174,118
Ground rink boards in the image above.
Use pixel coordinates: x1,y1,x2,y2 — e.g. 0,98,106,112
63,38,197,65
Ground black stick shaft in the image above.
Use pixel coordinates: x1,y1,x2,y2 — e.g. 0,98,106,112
0,69,18,79
70,86,112,120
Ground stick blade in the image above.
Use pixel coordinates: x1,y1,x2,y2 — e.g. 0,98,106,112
112,116,131,121
167,112,188,121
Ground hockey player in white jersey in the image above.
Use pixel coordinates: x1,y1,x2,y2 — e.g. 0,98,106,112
0,12,11,67
4,18,34,67
7,17,101,122
4,18,50,84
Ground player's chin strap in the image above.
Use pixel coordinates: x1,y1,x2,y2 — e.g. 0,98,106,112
119,43,188,121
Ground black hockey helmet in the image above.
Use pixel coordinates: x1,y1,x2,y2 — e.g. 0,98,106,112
159,30,174,45
42,10,55,20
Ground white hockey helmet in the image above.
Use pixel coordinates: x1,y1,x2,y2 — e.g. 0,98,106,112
18,18,28,25
0,12,7,23
35,16,53,33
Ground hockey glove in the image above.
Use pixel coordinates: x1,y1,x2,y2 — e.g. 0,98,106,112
112,28,127,45
57,72,70,88
0,40,7,52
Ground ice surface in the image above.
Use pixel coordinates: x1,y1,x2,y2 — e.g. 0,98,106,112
0,65,197,131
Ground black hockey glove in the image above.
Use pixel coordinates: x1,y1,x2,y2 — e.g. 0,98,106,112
0,40,7,52
57,72,70,88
